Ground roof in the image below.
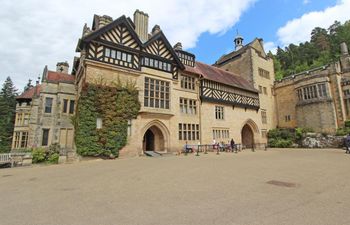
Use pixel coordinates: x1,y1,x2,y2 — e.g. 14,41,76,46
46,71,75,83
184,61,257,93
215,38,263,66
17,85,41,100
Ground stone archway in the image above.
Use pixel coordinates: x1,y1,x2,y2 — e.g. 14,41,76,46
241,124,254,148
142,120,170,153
241,119,259,149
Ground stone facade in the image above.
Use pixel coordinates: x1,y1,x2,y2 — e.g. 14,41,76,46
12,65,76,158
274,43,350,133
72,11,267,157
214,37,277,140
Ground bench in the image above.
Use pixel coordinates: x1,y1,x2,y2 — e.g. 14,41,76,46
0,153,13,167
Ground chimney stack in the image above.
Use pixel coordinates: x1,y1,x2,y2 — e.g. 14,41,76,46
174,42,183,51
133,10,149,42
56,61,69,74
99,15,113,28
340,42,350,71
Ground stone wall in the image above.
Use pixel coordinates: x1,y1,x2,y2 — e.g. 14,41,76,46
301,133,344,148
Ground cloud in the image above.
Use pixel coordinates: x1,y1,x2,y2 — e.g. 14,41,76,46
0,0,256,90
263,41,277,54
303,0,310,5
277,0,350,46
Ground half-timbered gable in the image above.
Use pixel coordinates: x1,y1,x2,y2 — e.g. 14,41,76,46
79,15,143,71
142,31,184,79
184,61,260,110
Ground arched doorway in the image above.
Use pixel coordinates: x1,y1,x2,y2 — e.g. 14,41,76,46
241,124,254,148
143,125,165,152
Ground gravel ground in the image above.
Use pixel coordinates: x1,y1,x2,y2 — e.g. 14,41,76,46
1,148,350,225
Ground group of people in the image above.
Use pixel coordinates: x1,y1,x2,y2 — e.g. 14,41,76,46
183,138,238,154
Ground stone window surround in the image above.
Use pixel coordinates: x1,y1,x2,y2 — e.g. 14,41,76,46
215,105,224,120
179,97,197,115
178,123,200,141
144,77,170,109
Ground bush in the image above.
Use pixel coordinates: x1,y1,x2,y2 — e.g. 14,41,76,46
32,148,46,163
336,127,350,136
32,144,61,164
47,153,59,164
345,120,350,128
268,138,293,148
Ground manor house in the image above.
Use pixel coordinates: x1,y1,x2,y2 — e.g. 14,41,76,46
12,10,277,157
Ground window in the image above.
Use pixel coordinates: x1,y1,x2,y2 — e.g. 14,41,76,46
42,129,49,146
178,123,200,140
261,110,267,124
215,106,224,120
261,130,267,138
16,113,23,125
16,113,30,126
212,129,230,140
23,113,29,125
258,68,270,79
104,47,133,64
258,85,262,93
285,115,291,122
45,97,53,113
297,83,328,101
63,99,68,113
318,83,327,98
141,57,172,72
69,100,75,114
62,99,75,114
127,120,132,136
144,77,170,109
96,118,103,129
13,132,20,149
180,75,195,90
263,87,267,95
20,132,28,148
180,98,197,115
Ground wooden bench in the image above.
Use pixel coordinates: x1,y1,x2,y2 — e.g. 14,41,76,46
0,153,13,167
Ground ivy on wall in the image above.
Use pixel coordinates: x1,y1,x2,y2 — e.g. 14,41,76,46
74,79,140,157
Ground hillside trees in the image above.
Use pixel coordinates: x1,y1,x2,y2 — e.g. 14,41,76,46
273,20,350,79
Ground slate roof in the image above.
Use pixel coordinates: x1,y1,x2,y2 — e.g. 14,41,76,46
184,61,257,93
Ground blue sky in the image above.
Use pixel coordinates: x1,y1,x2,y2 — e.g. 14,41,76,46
192,0,339,64
0,0,349,91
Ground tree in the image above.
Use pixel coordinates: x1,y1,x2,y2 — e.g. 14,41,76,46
23,79,33,92
0,77,18,153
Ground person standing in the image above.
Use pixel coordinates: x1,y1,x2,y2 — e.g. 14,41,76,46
230,138,236,153
346,134,350,154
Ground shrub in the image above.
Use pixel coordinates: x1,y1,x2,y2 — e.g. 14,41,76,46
336,127,350,136
345,120,350,128
32,148,46,163
47,153,59,164
268,138,293,148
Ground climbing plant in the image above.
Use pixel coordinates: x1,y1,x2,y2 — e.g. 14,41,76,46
74,78,140,158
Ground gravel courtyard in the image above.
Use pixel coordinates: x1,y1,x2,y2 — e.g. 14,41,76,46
1,148,350,225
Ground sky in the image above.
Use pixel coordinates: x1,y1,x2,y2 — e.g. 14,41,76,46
0,0,349,92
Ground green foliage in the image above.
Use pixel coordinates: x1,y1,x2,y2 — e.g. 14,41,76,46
344,120,350,128
0,77,18,153
267,128,294,148
74,79,140,158
273,20,350,80
47,153,59,164
32,148,46,163
32,144,60,164
268,138,293,148
336,127,350,136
